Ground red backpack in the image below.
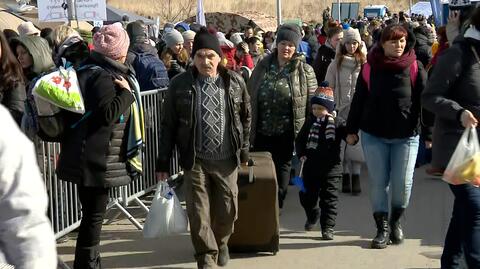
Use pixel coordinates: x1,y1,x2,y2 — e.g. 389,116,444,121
361,61,418,91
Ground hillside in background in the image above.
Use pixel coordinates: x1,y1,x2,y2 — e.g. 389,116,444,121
108,0,416,24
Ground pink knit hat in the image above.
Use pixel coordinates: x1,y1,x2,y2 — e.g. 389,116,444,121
93,22,130,60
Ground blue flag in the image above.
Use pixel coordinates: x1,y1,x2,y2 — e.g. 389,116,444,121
430,0,448,26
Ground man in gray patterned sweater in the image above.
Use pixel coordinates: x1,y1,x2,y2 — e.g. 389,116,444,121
156,27,251,269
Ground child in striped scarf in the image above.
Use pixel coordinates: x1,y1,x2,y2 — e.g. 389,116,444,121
295,82,343,240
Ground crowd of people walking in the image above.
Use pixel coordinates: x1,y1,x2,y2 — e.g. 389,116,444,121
1,0,480,268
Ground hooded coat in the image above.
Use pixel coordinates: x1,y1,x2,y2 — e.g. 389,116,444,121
13,36,55,84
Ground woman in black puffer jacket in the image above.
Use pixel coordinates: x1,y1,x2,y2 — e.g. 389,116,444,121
56,23,140,269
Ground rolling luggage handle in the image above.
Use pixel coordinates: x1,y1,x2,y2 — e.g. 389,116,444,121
248,158,255,183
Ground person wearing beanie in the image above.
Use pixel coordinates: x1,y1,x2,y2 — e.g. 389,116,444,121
249,22,317,210
157,26,251,269
161,29,189,79
93,22,130,61
295,84,343,240
446,0,475,43
182,30,196,56
57,21,143,268
276,23,302,48
126,22,169,91
164,28,184,49
346,24,427,250
324,26,367,195
230,32,243,46
17,21,40,37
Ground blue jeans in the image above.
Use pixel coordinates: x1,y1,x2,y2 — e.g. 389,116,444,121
361,131,419,213
441,184,480,269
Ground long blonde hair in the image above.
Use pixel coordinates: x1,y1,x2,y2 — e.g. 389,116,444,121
161,47,189,70
53,25,80,47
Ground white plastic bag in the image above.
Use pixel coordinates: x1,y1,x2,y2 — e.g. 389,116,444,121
345,134,365,163
443,127,480,187
32,66,85,114
143,182,188,238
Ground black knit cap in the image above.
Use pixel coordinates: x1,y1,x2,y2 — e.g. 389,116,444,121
191,27,222,58
276,23,302,48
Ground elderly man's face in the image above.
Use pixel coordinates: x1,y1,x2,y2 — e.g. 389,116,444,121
193,48,221,77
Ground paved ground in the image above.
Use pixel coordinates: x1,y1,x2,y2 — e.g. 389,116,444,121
57,166,453,269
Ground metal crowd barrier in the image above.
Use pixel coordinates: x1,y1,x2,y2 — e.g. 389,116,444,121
40,88,183,241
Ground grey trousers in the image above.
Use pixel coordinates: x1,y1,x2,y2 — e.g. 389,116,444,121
184,157,238,268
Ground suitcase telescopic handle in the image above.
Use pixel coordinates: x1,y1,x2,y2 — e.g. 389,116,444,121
248,158,255,183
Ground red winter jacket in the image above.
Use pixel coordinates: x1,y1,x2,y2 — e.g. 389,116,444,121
233,52,254,70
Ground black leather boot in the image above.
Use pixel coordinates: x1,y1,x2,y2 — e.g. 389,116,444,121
73,245,102,269
342,174,351,193
390,208,405,245
351,174,361,195
372,212,389,249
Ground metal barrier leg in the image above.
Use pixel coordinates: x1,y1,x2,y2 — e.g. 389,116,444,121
103,209,123,225
109,199,143,230
57,256,71,269
133,197,150,213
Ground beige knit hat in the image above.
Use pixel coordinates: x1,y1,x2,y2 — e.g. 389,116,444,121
342,28,361,45
182,30,196,41
17,21,40,36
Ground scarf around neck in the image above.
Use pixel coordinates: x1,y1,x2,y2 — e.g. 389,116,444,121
306,116,336,150
367,45,416,71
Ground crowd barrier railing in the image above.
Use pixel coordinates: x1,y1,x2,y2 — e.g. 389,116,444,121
40,88,183,241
